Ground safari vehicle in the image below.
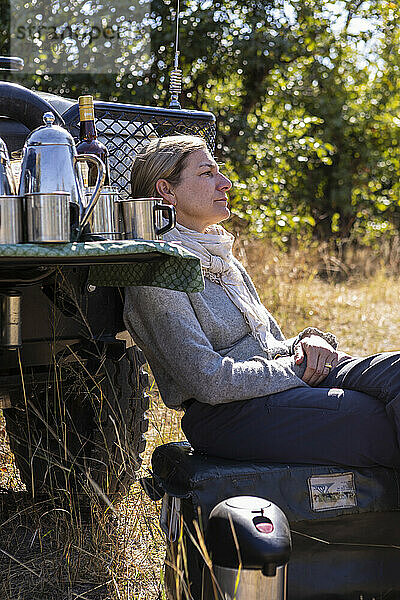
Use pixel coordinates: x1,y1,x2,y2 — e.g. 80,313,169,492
0,55,215,499
1,56,400,600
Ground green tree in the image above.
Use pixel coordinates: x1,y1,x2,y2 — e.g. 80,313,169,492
1,0,400,244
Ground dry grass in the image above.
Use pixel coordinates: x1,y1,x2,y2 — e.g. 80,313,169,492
109,388,185,600
1,239,400,599
241,238,400,355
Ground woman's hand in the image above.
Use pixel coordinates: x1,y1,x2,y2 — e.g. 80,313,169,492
294,334,352,386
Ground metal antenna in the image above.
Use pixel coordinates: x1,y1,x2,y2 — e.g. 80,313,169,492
169,0,182,109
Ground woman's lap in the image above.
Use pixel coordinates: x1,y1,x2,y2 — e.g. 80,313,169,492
323,352,400,408
181,385,400,467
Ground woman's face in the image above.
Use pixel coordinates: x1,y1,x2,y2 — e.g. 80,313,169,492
156,148,232,232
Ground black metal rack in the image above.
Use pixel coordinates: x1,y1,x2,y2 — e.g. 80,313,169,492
62,102,216,198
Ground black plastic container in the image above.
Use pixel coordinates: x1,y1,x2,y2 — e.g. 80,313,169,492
203,496,291,600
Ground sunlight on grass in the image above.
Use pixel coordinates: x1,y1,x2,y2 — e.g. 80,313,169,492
244,240,400,356
0,413,25,491
112,389,186,599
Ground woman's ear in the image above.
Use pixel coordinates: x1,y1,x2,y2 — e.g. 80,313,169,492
155,179,176,205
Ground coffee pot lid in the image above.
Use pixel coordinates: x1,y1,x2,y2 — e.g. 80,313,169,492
24,112,75,147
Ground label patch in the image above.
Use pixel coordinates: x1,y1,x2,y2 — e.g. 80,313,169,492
308,472,357,511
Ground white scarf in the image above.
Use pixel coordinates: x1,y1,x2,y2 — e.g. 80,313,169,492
164,223,275,351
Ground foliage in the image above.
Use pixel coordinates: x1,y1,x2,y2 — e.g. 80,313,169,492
1,0,400,244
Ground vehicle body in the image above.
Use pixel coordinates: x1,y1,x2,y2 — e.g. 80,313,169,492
0,64,216,498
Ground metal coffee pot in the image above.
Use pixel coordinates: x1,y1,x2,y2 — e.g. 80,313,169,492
0,136,17,195
19,112,105,239
0,136,22,244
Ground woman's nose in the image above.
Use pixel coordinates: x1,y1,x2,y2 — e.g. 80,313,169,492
217,173,232,190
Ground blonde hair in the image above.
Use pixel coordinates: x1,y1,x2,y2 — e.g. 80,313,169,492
130,135,208,198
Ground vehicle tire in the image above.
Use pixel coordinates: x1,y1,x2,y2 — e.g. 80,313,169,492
4,341,149,499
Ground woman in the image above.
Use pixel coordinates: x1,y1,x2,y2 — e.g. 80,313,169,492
124,135,400,468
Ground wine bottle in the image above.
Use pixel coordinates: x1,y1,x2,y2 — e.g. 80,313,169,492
76,95,110,186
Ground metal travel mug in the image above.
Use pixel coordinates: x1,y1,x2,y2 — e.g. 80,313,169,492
25,191,71,242
0,195,22,243
84,185,120,239
116,197,176,241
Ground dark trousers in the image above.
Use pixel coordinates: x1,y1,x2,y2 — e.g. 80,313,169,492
181,352,400,467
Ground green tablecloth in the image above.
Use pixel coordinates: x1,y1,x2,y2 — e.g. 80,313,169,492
0,240,204,292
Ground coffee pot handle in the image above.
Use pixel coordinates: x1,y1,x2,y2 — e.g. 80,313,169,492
74,154,105,231
154,204,176,235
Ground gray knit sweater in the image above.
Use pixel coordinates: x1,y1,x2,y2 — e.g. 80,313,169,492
123,259,337,409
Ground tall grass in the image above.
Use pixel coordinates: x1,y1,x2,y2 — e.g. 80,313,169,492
1,239,400,599
241,238,400,355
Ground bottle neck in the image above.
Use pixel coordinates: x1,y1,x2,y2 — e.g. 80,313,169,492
79,103,97,141
79,119,97,141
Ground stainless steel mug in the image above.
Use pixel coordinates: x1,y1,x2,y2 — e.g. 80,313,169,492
25,191,71,242
84,185,119,239
116,197,176,241
0,195,22,243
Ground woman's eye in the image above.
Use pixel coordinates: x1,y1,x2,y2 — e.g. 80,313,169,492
201,171,213,177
